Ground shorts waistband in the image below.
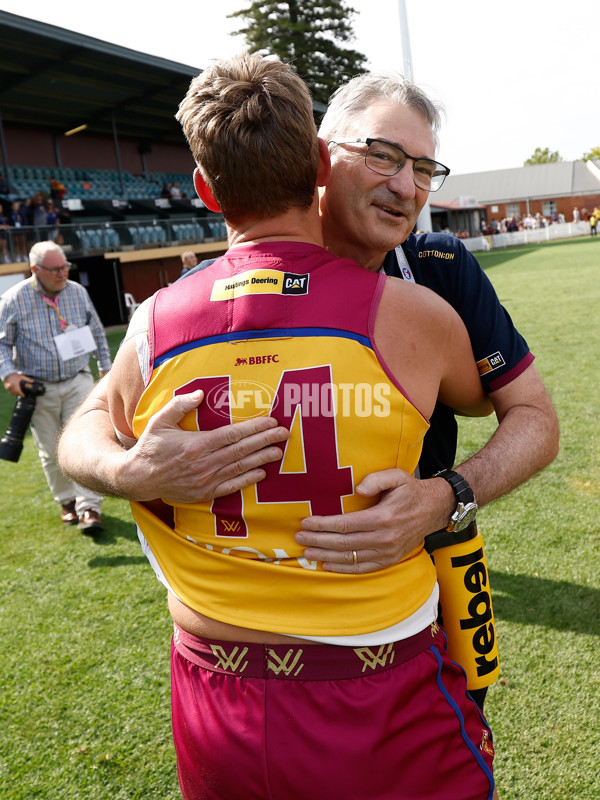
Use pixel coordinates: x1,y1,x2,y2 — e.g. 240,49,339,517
173,623,443,681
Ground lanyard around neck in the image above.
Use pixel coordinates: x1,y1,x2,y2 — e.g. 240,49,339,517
32,278,68,330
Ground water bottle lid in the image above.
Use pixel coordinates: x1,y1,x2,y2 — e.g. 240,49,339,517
424,521,478,554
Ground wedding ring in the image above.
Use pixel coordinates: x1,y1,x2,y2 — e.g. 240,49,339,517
352,550,358,565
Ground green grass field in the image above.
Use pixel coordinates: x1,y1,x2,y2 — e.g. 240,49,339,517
1,237,598,799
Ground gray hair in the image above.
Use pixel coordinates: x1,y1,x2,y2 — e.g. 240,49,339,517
318,73,444,150
29,241,65,267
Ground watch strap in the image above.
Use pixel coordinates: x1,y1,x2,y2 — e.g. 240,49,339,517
434,468,475,505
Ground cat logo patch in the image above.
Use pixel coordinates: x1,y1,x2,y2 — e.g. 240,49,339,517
477,351,506,376
282,273,309,294
210,269,309,300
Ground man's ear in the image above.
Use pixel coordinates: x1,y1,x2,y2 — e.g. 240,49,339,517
193,168,221,213
316,138,331,187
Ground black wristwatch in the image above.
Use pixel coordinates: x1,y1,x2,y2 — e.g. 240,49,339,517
434,469,478,532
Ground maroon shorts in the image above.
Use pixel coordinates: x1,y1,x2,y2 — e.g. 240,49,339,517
171,624,495,800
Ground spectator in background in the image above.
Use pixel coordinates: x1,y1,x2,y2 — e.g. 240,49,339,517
0,207,9,262
589,207,598,237
161,182,172,199
29,191,47,228
179,250,198,278
9,200,28,262
572,207,580,222
522,213,536,230
49,177,67,202
0,173,10,195
0,241,111,532
170,180,182,199
45,200,60,242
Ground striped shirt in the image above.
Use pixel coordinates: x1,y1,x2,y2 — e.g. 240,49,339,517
0,277,111,382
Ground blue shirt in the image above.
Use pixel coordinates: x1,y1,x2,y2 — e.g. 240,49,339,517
384,233,533,476
0,277,112,382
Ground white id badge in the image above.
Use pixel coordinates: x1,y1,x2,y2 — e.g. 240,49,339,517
54,325,96,361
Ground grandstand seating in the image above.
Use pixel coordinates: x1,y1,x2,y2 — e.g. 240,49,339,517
0,164,228,261
4,165,196,202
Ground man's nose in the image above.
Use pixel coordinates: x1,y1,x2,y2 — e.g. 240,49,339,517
385,161,416,197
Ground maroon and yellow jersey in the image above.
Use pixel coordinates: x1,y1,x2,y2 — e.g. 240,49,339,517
131,241,435,635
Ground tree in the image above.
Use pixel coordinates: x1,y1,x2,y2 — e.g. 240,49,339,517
582,146,600,162
228,1,367,105
524,147,563,166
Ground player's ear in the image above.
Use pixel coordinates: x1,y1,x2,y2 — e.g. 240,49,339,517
193,168,221,213
316,138,331,187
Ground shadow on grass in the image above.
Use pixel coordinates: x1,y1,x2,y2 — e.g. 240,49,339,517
88,553,147,568
490,569,600,636
84,513,150,568
82,513,138,545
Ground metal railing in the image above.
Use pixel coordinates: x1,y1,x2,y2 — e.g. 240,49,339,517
0,216,227,264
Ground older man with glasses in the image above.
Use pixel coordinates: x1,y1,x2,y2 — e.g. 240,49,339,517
0,240,111,531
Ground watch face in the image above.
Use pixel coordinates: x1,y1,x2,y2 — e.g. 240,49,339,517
450,502,478,531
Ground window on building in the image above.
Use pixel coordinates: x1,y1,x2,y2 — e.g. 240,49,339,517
506,203,521,218
542,200,557,217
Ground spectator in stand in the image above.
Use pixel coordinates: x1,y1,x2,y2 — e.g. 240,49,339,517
0,173,11,195
0,207,9,263
170,181,182,199
49,177,67,202
489,218,500,234
9,200,28,262
21,197,32,218
161,182,172,199
572,207,580,222
179,250,198,278
45,200,60,242
29,191,48,228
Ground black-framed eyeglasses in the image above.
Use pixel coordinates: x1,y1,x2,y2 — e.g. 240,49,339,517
329,137,450,192
37,262,71,274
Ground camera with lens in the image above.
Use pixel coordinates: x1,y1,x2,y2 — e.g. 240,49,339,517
0,379,46,463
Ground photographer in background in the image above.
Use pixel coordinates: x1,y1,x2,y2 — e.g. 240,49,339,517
0,241,111,532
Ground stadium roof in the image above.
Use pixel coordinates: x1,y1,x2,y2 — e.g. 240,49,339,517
0,10,326,149
0,10,206,146
435,159,600,206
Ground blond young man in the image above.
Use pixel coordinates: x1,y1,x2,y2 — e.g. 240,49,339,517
105,53,496,800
